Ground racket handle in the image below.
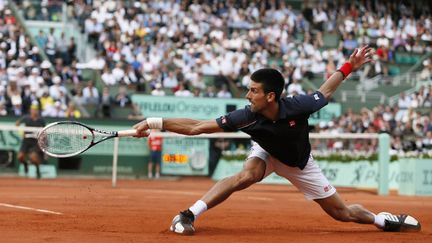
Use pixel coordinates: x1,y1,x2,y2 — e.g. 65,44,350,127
117,129,149,137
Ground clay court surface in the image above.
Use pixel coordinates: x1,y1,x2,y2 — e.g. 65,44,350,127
0,177,430,242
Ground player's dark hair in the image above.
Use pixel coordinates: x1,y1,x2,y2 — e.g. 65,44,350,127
250,68,285,100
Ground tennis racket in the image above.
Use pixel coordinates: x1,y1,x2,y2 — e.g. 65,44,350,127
37,121,148,158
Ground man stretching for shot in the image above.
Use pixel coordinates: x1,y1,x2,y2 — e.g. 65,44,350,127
133,46,420,234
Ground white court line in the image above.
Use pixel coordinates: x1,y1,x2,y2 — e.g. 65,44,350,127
0,203,63,215
142,189,202,196
141,189,274,201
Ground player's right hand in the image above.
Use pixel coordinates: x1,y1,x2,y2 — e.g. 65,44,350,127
348,45,374,71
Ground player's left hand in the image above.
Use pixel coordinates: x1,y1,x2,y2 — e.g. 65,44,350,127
133,120,150,137
348,45,374,72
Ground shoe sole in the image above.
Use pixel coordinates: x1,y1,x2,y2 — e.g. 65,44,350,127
170,225,195,235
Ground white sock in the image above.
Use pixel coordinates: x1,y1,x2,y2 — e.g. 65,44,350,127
373,213,386,228
189,200,207,219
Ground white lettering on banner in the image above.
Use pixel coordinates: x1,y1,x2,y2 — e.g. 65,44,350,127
0,130,22,150
93,166,133,173
319,161,401,188
176,101,219,116
138,100,220,117
132,95,248,119
399,171,414,183
213,160,403,189
141,102,175,112
164,138,206,146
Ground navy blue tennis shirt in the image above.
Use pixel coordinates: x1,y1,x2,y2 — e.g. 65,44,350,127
216,91,328,170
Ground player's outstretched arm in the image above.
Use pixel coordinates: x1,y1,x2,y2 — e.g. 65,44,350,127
318,46,373,100
133,118,223,137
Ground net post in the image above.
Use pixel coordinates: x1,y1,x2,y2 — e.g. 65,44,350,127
378,133,390,195
112,137,119,188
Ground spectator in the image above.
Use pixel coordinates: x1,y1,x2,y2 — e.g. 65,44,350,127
49,76,67,100
65,102,81,119
174,83,193,97
397,92,411,110
151,83,165,96
287,79,305,96
341,33,359,56
78,52,105,70
101,66,116,86
114,86,132,107
82,81,99,104
27,67,44,91
71,85,86,106
203,85,217,98
420,58,432,81
216,84,232,98
35,30,48,49
112,63,125,84
21,86,40,114
163,71,178,90
0,101,6,116
39,88,54,113
67,37,77,64
43,100,65,117
57,32,69,63
100,86,114,118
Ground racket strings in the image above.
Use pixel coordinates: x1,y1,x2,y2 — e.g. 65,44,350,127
38,124,93,156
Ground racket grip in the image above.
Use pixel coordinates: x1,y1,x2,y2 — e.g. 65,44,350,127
117,129,149,137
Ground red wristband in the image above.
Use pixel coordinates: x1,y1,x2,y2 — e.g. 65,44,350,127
338,62,352,79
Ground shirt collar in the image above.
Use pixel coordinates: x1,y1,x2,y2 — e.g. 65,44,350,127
277,99,288,120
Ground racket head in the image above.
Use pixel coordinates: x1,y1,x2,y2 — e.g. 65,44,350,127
37,121,95,158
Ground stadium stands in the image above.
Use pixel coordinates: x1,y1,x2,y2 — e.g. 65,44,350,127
0,0,431,157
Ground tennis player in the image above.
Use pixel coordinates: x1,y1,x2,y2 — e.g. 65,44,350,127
133,46,420,234
16,104,46,179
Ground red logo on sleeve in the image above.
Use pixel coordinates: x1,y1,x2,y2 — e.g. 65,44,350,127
289,120,296,127
221,116,227,124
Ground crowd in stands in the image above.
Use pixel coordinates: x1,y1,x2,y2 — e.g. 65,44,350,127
67,0,431,97
1,0,431,156
0,2,136,118
0,2,85,118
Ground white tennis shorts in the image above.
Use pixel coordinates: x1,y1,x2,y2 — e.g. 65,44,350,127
247,142,336,200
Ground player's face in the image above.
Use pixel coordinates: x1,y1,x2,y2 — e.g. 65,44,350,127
246,81,269,113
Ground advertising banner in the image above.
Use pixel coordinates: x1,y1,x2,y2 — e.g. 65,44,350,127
132,95,340,124
132,95,247,120
161,137,209,176
212,160,401,189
